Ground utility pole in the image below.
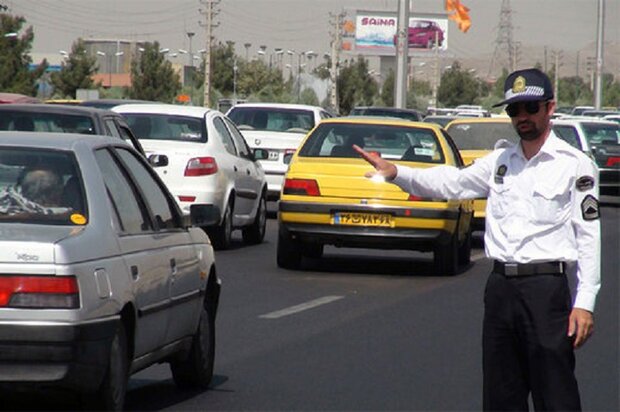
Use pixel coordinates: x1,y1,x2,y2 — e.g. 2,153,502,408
487,0,514,79
329,11,344,114
187,31,195,104
200,0,219,108
551,49,563,99
394,0,409,108
594,0,604,109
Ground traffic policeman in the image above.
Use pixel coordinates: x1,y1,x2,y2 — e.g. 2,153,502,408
354,68,600,411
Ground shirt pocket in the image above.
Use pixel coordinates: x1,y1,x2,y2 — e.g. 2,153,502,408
488,183,511,219
531,182,571,224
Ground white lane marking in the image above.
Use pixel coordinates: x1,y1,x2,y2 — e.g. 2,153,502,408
259,295,345,319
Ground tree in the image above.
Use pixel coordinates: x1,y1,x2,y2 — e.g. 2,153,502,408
50,38,99,98
129,41,181,103
437,61,480,107
0,13,47,95
380,69,395,107
337,56,378,115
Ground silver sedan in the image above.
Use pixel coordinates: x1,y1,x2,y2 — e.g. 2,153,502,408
0,132,221,410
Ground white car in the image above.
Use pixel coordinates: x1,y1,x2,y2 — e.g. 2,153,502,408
226,103,333,199
552,118,620,199
113,104,268,250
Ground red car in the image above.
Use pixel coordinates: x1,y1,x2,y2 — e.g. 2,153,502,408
394,20,445,49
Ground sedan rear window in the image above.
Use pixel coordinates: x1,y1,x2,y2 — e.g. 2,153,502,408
447,122,519,150
123,114,206,142
227,107,315,133
298,123,445,163
0,148,86,225
0,112,95,134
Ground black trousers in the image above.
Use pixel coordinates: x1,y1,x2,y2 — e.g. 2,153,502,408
482,271,581,411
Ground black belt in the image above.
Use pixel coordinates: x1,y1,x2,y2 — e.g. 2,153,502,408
493,260,566,276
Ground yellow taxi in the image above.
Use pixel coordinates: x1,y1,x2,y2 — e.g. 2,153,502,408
277,117,474,275
445,117,519,230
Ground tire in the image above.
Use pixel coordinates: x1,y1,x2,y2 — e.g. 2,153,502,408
209,202,232,250
458,227,472,265
433,234,458,276
302,242,323,259
81,322,128,411
276,230,302,269
242,194,267,245
170,304,215,389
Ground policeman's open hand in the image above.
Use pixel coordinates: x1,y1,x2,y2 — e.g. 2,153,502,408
568,307,594,348
353,145,398,180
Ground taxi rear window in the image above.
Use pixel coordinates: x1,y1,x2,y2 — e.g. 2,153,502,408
446,122,519,150
298,123,445,163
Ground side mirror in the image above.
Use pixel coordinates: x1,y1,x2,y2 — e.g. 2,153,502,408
189,204,221,227
253,148,269,161
148,154,169,167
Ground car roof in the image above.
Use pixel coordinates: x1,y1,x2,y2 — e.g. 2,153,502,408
352,106,422,113
0,103,117,116
112,103,213,117
552,118,618,126
318,116,442,130
0,131,124,150
445,117,511,126
229,102,325,111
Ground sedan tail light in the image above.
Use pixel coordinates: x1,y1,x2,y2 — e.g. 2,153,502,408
283,178,320,196
0,275,79,309
185,157,218,176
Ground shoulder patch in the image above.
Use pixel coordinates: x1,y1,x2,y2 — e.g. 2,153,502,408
581,195,600,221
576,175,595,192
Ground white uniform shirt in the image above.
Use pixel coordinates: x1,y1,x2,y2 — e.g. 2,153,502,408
392,133,601,312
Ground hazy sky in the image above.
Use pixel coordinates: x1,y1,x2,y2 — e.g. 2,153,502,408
6,0,618,66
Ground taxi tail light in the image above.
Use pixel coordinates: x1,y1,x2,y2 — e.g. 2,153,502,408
283,178,320,196
185,157,218,176
606,157,620,167
408,194,423,201
0,276,79,309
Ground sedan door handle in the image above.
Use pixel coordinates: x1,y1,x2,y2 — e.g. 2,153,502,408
130,265,139,280
246,169,251,175
234,165,238,172
170,258,177,276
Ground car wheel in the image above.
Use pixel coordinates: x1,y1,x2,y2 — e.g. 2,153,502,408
433,234,458,276
458,227,472,265
302,242,323,259
276,230,302,269
242,194,267,245
81,322,128,411
170,304,215,389
209,202,232,250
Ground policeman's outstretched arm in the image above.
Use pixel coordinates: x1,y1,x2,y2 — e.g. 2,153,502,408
353,144,397,180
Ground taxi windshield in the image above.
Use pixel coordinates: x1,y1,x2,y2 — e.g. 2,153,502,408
0,148,86,225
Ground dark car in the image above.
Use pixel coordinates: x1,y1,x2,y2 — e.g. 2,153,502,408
349,106,424,122
79,98,155,110
0,103,144,155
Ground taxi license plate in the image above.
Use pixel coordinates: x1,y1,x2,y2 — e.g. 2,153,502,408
268,150,279,160
332,212,392,227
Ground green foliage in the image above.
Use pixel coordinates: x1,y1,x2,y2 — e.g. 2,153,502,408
129,41,181,103
299,87,319,106
0,13,47,95
380,69,395,107
337,56,378,115
50,38,99,98
437,61,480,107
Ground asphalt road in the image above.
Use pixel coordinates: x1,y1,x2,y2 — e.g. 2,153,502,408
7,204,619,411
123,203,619,411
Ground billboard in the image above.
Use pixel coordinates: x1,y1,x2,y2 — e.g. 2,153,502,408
344,10,449,56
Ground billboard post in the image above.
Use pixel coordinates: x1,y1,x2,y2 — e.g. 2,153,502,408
395,0,409,108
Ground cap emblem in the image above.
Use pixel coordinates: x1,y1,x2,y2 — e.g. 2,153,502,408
512,76,526,93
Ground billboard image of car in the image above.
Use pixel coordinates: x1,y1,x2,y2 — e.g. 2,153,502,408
352,11,448,56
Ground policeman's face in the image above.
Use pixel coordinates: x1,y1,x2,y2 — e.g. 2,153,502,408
507,100,555,141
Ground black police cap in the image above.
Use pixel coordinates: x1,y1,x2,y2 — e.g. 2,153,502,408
493,68,554,107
